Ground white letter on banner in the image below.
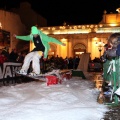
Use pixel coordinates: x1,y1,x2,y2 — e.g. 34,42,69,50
4,66,12,78
12,66,22,77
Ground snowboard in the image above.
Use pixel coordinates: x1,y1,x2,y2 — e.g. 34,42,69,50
15,69,71,82
15,72,47,81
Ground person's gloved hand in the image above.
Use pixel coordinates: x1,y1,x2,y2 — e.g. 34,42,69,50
43,58,47,61
13,34,17,38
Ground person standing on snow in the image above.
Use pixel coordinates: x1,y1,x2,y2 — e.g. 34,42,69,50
13,26,66,76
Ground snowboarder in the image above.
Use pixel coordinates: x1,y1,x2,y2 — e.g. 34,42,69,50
13,26,66,76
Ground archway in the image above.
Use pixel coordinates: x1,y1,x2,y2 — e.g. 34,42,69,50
73,43,86,57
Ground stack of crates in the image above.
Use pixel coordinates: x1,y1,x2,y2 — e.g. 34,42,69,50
45,71,72,86
103,57,120,105
103,57,120,86
46,75,59,86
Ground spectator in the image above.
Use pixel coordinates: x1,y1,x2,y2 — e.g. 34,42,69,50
9,49,18,62
64,57,69,69
1,47,9,61
16,51,27,63
0,49,8,64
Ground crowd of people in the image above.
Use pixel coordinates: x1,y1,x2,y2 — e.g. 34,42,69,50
0,47,27,64
43,55,80,73
0,46,81,74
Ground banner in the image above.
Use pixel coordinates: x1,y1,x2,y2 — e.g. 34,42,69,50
0,62,22,79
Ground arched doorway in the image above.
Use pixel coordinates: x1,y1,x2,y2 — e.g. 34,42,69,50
74,43,86,57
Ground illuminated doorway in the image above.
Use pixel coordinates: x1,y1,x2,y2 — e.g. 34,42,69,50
74,43,86,56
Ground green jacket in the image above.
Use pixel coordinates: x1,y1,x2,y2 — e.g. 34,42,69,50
16,30,63,58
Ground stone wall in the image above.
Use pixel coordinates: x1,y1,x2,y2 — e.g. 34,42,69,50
0,10,26,52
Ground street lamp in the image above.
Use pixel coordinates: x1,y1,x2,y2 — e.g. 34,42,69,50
95,40,105,57
116,7,120,13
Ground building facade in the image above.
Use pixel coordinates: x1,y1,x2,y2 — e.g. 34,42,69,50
0,2,47,53
31,9,120,60
0,10,26,52
0,3,120,60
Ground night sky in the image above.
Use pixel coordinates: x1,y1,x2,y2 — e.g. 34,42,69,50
0,0,120,26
